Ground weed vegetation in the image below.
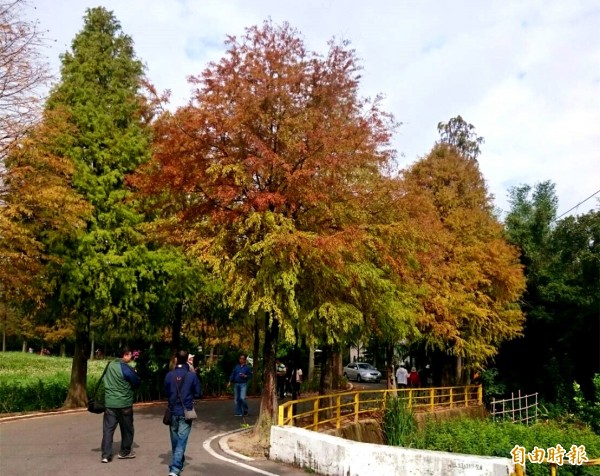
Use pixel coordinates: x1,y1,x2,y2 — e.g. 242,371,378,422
381,396,417,446
382,412,600,476
411,417,600,475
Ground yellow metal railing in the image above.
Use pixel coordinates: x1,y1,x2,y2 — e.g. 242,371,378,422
278,386,598,476
277,384,482,430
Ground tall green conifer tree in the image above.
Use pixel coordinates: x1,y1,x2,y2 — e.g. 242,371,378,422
44,7,153,407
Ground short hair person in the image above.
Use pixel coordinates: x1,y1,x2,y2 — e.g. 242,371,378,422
164,350,202,476
227,354,253,416
101,346,141,463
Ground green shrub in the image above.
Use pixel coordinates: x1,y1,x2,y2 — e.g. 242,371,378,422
133,347,171,401
381,395,417,447
200,365,228,397
573,374,600,434
479,367,507,404
405,418,600,476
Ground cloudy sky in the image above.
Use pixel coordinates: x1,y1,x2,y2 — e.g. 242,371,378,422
27,0,600,217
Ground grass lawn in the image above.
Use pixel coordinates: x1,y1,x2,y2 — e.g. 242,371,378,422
0,351,112,413
0,351,108,385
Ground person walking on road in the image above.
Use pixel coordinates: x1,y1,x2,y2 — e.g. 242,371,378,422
396,364,408,389
288,364,303,399
101,346,141,463
165,350,202,476
227,353,253,416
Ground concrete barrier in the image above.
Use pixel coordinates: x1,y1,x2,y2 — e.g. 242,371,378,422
270,425,518,476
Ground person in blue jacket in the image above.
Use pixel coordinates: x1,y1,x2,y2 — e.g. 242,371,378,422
164,350,202,476
227,353,253,416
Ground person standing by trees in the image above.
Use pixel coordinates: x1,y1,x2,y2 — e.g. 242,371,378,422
101,347,140,463
227,354,253,416
407,366,420,388
420,364,433,387
396,364,408,389
288,364,303,399
164,350,202,476
187,354,196,373
275,358,287,399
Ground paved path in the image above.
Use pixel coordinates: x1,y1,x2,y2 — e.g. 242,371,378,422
0,398,310,476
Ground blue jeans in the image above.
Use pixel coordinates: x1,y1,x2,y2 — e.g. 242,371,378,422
101,407,134,459
169,416,192,475
233,382,248,415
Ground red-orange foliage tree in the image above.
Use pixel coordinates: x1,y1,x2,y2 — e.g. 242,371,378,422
133,21,418,432
399,144,525,383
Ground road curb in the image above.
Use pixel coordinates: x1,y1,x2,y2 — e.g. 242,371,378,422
0,400,165,423
218,427,255,461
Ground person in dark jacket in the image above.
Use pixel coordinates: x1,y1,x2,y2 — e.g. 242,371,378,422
164,350,202,476
227,353,253,416
101,346,141,463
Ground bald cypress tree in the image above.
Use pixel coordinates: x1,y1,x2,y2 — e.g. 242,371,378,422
44,7,154,407
400,143,525,384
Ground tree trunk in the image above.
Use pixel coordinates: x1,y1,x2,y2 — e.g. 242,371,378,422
64,328,90,408
319,345,333,395
386,342,395,389
254,313,278,442
172,300,183,351
318,344,334,422
60,343,66,357
308,345,315,387
89,331,95,359
332,347,343,389
250,315,261,395
90,331,96,360
22,340,27,352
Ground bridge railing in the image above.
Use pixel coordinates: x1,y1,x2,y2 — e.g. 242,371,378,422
277,384,482,431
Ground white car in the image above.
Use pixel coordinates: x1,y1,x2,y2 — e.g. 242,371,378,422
343,362,382,383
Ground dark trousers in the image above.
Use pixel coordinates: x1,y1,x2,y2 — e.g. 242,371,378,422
101,406,134,459
276,376,286,398
291,381,301,399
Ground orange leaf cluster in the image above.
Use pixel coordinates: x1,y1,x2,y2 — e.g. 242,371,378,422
398,144,525,366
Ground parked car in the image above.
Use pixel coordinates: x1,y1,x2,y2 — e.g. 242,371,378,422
343,362,382,383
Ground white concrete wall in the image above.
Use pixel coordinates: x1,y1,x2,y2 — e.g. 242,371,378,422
270,426,518,476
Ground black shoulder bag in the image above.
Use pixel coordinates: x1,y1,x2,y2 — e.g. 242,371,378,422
87,361,111,414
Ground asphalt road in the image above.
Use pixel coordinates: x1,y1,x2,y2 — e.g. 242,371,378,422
0,398,311,476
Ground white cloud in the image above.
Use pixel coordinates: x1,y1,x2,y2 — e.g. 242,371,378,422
28,0,600,217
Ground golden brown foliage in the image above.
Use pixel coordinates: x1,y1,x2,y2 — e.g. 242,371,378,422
131,21,404,335
399,144,525,367
0,110,90,303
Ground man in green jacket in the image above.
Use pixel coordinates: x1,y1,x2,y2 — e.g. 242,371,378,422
101,347,141,463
